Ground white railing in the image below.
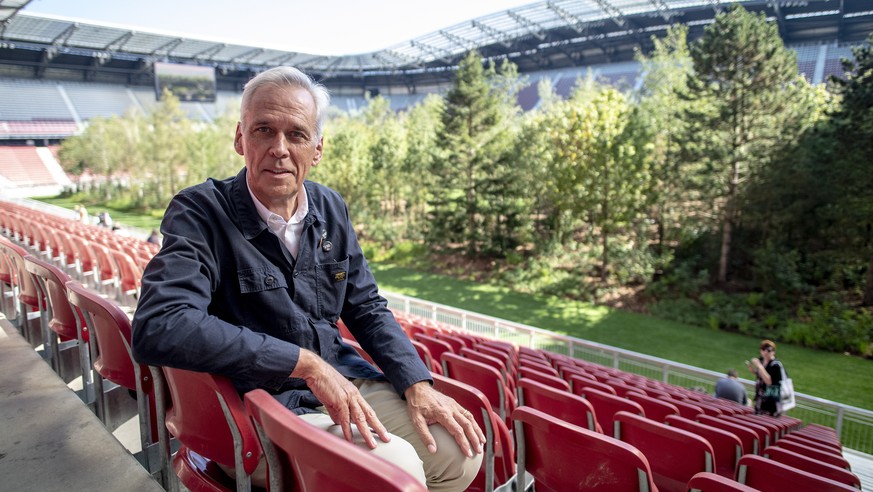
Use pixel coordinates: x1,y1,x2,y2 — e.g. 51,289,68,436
384,290,873,455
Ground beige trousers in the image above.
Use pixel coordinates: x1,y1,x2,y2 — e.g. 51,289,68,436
299,379,482,491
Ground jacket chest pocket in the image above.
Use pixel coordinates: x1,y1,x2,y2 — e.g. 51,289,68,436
316,256,349,320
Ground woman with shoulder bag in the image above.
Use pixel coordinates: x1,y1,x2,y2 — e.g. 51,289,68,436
747,339,785,416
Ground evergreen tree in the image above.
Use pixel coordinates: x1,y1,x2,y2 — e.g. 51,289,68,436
682,5,808,284
431,51,522,257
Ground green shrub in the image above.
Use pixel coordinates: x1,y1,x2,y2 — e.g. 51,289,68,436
785,301,873,357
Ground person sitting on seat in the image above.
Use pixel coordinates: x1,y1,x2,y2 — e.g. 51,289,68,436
132,66,483,490
714,368,748,405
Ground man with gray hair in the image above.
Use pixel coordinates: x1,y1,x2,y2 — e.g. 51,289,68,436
132,66,483,490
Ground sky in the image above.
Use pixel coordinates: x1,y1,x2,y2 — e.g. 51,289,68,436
22,0,539,56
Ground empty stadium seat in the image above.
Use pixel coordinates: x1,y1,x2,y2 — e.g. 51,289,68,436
736,454,858,491
613,410,715,492
161,367,262,491
666,415,744,478
244,389,427,492
433,373,513,492
65,279,168,485
516,378,600,433
686,471,758,491
511,406,658,492
575,386,644,434
762,446,861,488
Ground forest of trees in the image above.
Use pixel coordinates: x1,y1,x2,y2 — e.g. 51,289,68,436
58,6,873,357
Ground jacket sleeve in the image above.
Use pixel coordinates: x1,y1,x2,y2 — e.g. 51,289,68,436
335,201,432,396
131,188,295,390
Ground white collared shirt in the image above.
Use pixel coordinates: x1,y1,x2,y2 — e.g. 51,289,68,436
247,181,308,260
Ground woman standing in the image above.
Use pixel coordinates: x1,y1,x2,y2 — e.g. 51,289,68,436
747,339,785,416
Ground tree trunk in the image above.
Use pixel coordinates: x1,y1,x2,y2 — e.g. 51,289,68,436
863,252,873,307
718,160,741,284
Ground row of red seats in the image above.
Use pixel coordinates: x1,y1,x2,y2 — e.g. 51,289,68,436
0,202,154,306
1,234,435,491
368,311,862,492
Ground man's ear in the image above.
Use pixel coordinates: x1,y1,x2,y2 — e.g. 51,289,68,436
234,122,244,156
312,137,324,166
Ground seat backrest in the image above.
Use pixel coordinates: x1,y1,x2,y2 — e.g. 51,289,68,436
442,353,512,422
432,331,467,353
517,370,570,392
782,430,843,452
1,236,40,308
658,395,705,420
774,439,850,469
516,378,599,432
697,415,760,455
686,471,758,492
568,374,617,396
723,415,772,449
763,446,861,488
65,280,139,389
433,373,513,491
627,392,680,423
779,433,843,455
410,339,441,375
414,333,454,366
162,367,262,476
736,454,858,492
512,406,657,492
245,389,427,492
614,411,715,492
24,256,81,341
666,415,743,478
109,248,143,294
576,386,644,434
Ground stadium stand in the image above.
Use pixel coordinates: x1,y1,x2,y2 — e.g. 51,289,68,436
2,200,873,490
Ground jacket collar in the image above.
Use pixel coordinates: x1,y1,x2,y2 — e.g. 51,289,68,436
230,167,322,240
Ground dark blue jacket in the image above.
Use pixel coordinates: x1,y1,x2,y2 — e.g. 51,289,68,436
131,168,430,413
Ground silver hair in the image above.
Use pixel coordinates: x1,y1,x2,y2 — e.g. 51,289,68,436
240,66,330,140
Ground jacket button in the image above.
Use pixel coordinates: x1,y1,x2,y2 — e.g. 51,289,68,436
265,276,275,285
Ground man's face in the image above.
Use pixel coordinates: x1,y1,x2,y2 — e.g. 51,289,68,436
235,84,323,219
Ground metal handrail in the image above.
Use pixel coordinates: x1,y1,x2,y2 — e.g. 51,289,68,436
384,291,873,455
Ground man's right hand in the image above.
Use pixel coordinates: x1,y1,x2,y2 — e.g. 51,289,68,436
291,349,391,449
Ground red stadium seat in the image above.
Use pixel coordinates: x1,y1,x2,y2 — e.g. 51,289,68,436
0,236,43,345
762,446,861,488
773,439,850,469
613,410,715,492
666,415,744,478
686,471,758,491
736,454,858,492
244,389,427,492
511,406,658,492
627,391,680,423
697,414,760,455
516,378,600,433
433,374,514,492
575,386,644,435
65,279,167,485
161,368,262,491
24,256,91,385
442,353,515,424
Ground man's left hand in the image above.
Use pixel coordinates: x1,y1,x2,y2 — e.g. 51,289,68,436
404,381,486,458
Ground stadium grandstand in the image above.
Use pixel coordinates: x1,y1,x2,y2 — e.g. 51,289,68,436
1,0,873,490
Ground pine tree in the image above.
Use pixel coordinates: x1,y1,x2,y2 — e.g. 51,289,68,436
682,5,807,284
431,51,521,257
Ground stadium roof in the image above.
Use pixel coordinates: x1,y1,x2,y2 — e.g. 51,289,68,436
1,0,871,89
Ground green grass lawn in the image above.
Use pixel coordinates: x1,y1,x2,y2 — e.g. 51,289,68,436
370,263,873,411
35,196,163,233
